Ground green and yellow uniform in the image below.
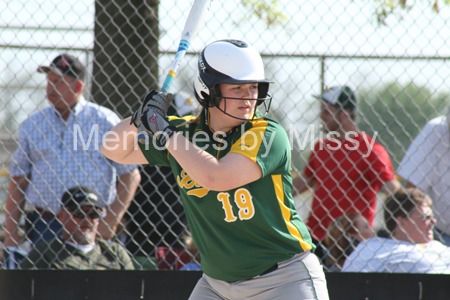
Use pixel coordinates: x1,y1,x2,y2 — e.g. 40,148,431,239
140,111,314,282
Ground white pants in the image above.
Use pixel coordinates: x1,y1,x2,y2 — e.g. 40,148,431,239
189,251,329,300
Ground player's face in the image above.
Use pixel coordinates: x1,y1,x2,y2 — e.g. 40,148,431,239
218,83,258,120
320,102,344,133
402,203,436,244
46,72,79,112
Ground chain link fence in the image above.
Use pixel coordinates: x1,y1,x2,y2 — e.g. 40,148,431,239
1,0,450,272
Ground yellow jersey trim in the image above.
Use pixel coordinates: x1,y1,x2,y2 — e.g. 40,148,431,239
229,119,268,163
272,174,312,251
167,115,196,122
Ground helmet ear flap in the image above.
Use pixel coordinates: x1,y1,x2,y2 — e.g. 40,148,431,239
193,89,215,108
193,72,212,108
256,83,269,106
210,85,222,107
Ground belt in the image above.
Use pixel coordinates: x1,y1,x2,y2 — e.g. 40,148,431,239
35,207,56,219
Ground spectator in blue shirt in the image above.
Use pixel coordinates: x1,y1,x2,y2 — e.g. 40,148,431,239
4,53,140,269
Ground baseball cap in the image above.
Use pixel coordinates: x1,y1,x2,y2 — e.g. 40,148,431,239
61,186,104,215
167,91,199,117
37,53,86,80
315,86,357,112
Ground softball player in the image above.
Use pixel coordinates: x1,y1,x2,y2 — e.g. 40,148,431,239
102,39,329,299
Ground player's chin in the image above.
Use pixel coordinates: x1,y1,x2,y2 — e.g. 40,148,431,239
226,111,251,121
238,109,254,118
236,115,253,121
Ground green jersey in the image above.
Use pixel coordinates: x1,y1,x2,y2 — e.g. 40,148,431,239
20,238,134,270
140,110,314,281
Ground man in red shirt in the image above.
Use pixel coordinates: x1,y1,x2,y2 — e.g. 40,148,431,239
293,86,400,265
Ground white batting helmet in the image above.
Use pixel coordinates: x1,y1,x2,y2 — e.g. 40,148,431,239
193,39,272,116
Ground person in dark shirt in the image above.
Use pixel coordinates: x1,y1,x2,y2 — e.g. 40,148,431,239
124,92,199,269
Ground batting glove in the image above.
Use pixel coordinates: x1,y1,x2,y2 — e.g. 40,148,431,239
137,108,178,147
131,90,174,129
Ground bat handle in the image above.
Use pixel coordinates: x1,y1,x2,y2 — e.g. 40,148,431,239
161,40,191,93
161,75,174,94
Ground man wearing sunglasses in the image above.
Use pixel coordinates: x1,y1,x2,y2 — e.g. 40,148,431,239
20,186,134,270
342,188,450,273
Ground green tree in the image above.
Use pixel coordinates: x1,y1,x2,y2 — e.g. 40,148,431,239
367,0,450,25
241,0,288,27
358,82,450,168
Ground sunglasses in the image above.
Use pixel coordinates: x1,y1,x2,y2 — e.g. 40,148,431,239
410,214,434,221
70,210,102,220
